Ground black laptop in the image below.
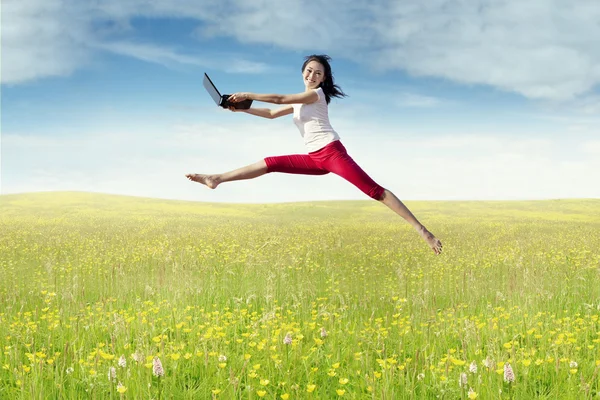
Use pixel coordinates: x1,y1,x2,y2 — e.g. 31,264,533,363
203,73,253,110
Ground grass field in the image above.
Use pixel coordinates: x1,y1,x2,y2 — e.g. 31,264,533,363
1,192,599,399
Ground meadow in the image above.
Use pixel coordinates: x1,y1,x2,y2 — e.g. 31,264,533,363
1,192,599,399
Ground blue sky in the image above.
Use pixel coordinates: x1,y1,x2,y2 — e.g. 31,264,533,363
2,0,600,202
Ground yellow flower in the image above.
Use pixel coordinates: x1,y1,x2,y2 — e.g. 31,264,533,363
184,353,192,360
212,389,221,395
257,390,266,397
332,362,340,369
339,378,349,385
253,364,261,370
260,379,270,386
244,354,252,360
336,389,345,396
307,384,316,393
218,363,226,369
468,389,478,399
117,383,127,394
327,369,336,377
570,369,577,374
170,353,180,361
503,343,512,349
522,359,531,366
281,394,289,399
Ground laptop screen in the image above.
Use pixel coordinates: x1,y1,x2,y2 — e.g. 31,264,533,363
203,74,222,106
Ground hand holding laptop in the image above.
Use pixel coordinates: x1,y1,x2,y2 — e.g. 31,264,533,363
203,73,254,110
228,92,251,103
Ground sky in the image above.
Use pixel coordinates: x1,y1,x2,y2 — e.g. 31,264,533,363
2,0,600,203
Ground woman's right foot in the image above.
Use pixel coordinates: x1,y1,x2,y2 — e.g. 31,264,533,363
185,174,220,189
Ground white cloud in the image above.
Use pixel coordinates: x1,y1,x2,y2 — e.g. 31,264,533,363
3,0,599,101
366,0,600,100
3,119,599,201
94,41,207,67
577,95,600,115
581,140,600,155
1,0,92,84
396,93,441,108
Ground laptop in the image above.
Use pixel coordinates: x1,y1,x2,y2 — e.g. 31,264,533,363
203,73,253,110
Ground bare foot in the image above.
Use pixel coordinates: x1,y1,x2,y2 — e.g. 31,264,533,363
418,226,443,255
185,174,220,189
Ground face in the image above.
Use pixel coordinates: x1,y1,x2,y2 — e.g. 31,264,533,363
302,60,326,89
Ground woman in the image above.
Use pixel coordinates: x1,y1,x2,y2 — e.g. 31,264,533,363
186,55,443,255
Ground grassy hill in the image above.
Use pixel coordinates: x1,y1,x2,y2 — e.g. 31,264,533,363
1,192,599,399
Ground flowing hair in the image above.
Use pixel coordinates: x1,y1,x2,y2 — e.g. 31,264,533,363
301,54,347,104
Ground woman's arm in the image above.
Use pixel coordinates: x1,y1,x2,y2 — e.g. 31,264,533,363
230,105,293,119
229,90,319,105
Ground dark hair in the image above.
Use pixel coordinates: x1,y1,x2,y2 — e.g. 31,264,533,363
301,54,347,104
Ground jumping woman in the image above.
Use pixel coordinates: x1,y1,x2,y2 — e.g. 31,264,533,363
186,55,443,255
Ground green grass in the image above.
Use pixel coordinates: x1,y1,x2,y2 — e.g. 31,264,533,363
1,192,599,399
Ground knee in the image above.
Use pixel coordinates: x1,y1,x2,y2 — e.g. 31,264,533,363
372,187,387,201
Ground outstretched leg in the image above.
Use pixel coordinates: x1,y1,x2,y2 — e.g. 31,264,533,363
379,189,443,255
186,154,328,189
186,160,268,189
318,141,443,255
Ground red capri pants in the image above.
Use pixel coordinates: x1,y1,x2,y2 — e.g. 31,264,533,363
264,140,385,200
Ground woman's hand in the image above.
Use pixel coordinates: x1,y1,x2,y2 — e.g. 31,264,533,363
228,92,252,103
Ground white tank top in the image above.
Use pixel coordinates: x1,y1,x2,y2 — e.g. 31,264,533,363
292,87,340,152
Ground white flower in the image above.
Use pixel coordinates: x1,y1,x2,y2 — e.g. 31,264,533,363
108,367,117,382
320,328,328,338
218,354,227,363
118,355,127,368
482,356,493,369
469,361,477,374
569,361,578,368
66,367,74,375
503,363,515,383
417,373,425,381
131,352,143,363
459,372,468,388
152,357,164,377
283,333,293,345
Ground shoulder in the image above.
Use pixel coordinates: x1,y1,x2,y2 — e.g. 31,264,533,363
282,91,319,105
314,87,325,102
